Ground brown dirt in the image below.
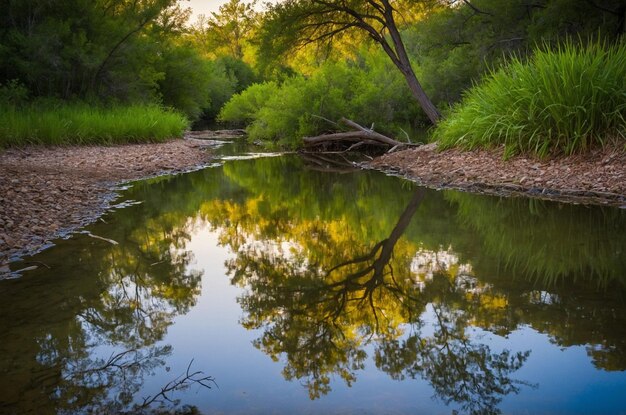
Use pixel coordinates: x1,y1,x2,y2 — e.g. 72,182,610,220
368,143,626,206
0,138,214,264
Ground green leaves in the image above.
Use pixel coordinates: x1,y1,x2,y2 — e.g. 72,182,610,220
219,47,423,148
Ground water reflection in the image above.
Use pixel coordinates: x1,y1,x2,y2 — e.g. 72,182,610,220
0,196,202,414
215,187,531,412
197,156,625,412
1,153,625,414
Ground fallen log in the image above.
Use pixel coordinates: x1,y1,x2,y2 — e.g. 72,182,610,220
303,117,416,151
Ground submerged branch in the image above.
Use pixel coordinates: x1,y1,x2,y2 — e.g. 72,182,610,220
138,359,216,409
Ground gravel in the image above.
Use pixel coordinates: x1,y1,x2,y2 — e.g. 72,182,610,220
368,143,626,206
0,139,213,264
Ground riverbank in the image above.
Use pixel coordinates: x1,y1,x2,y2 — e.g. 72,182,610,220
367,143,626,207
0,137,216,266
2,136,625,268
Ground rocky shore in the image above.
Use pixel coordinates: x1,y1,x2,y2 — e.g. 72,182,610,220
368,143,626,207
0,138,215,265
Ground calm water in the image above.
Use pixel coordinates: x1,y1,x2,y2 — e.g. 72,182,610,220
1,142,626,414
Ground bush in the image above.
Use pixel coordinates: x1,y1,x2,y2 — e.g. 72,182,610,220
219,81,278,124
157,45,257,122
158,44,214,121
219,48,424,148
435,41,626,157
0,102,188,147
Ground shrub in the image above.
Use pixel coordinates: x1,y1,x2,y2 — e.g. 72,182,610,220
435,40,626,157
219,81,278,124
218,47,424,148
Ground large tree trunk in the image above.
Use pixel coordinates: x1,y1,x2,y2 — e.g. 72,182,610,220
399,63,441,125
289,0,442,125
380,0,441,125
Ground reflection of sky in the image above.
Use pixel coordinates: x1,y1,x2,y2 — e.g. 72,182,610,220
496,329,626,415
130,224,626,414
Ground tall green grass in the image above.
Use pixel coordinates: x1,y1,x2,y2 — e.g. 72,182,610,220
435,41,626,157
0,103,188,147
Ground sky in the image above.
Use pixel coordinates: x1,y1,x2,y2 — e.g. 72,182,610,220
184,0,280,20
185,0,228,18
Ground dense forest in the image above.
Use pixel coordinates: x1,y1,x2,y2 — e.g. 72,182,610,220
1,0,624,153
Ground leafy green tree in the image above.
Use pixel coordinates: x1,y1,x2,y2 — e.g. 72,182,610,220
0,0,182,100
257,0,442,124
157,42,212,119
190,0,259,60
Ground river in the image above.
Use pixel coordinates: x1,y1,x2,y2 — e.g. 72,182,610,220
1,140,625,414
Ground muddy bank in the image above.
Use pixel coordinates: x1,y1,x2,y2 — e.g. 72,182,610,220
367,143,626,207
0,138,219,265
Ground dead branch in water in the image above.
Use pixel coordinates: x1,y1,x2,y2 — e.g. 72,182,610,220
138,359,216,408
303,117,419,152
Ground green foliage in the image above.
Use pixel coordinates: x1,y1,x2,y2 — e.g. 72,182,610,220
157,42,213,120
0,102,188,147
255,0,426,73
0,0,181,100
0,79,29,107
196,56,258,122
216,55,258,92
218,81,278,123
219,48,423,148
190,0,259,60
435,41,626,157
0,1,254,124
404,0,625,108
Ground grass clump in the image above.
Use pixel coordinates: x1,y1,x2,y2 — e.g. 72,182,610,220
0,102,188,147
435,41,626,158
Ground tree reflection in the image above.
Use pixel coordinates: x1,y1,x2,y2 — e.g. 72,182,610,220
446,191,626,286
376,294,531,415
444,192,626,370
226,188,531,411
0,195,203,414
58,346,173,414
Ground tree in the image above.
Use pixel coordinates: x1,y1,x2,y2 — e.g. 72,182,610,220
192,0,259,59
0,0,184,100
259,0,442,124
91,0,180,91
